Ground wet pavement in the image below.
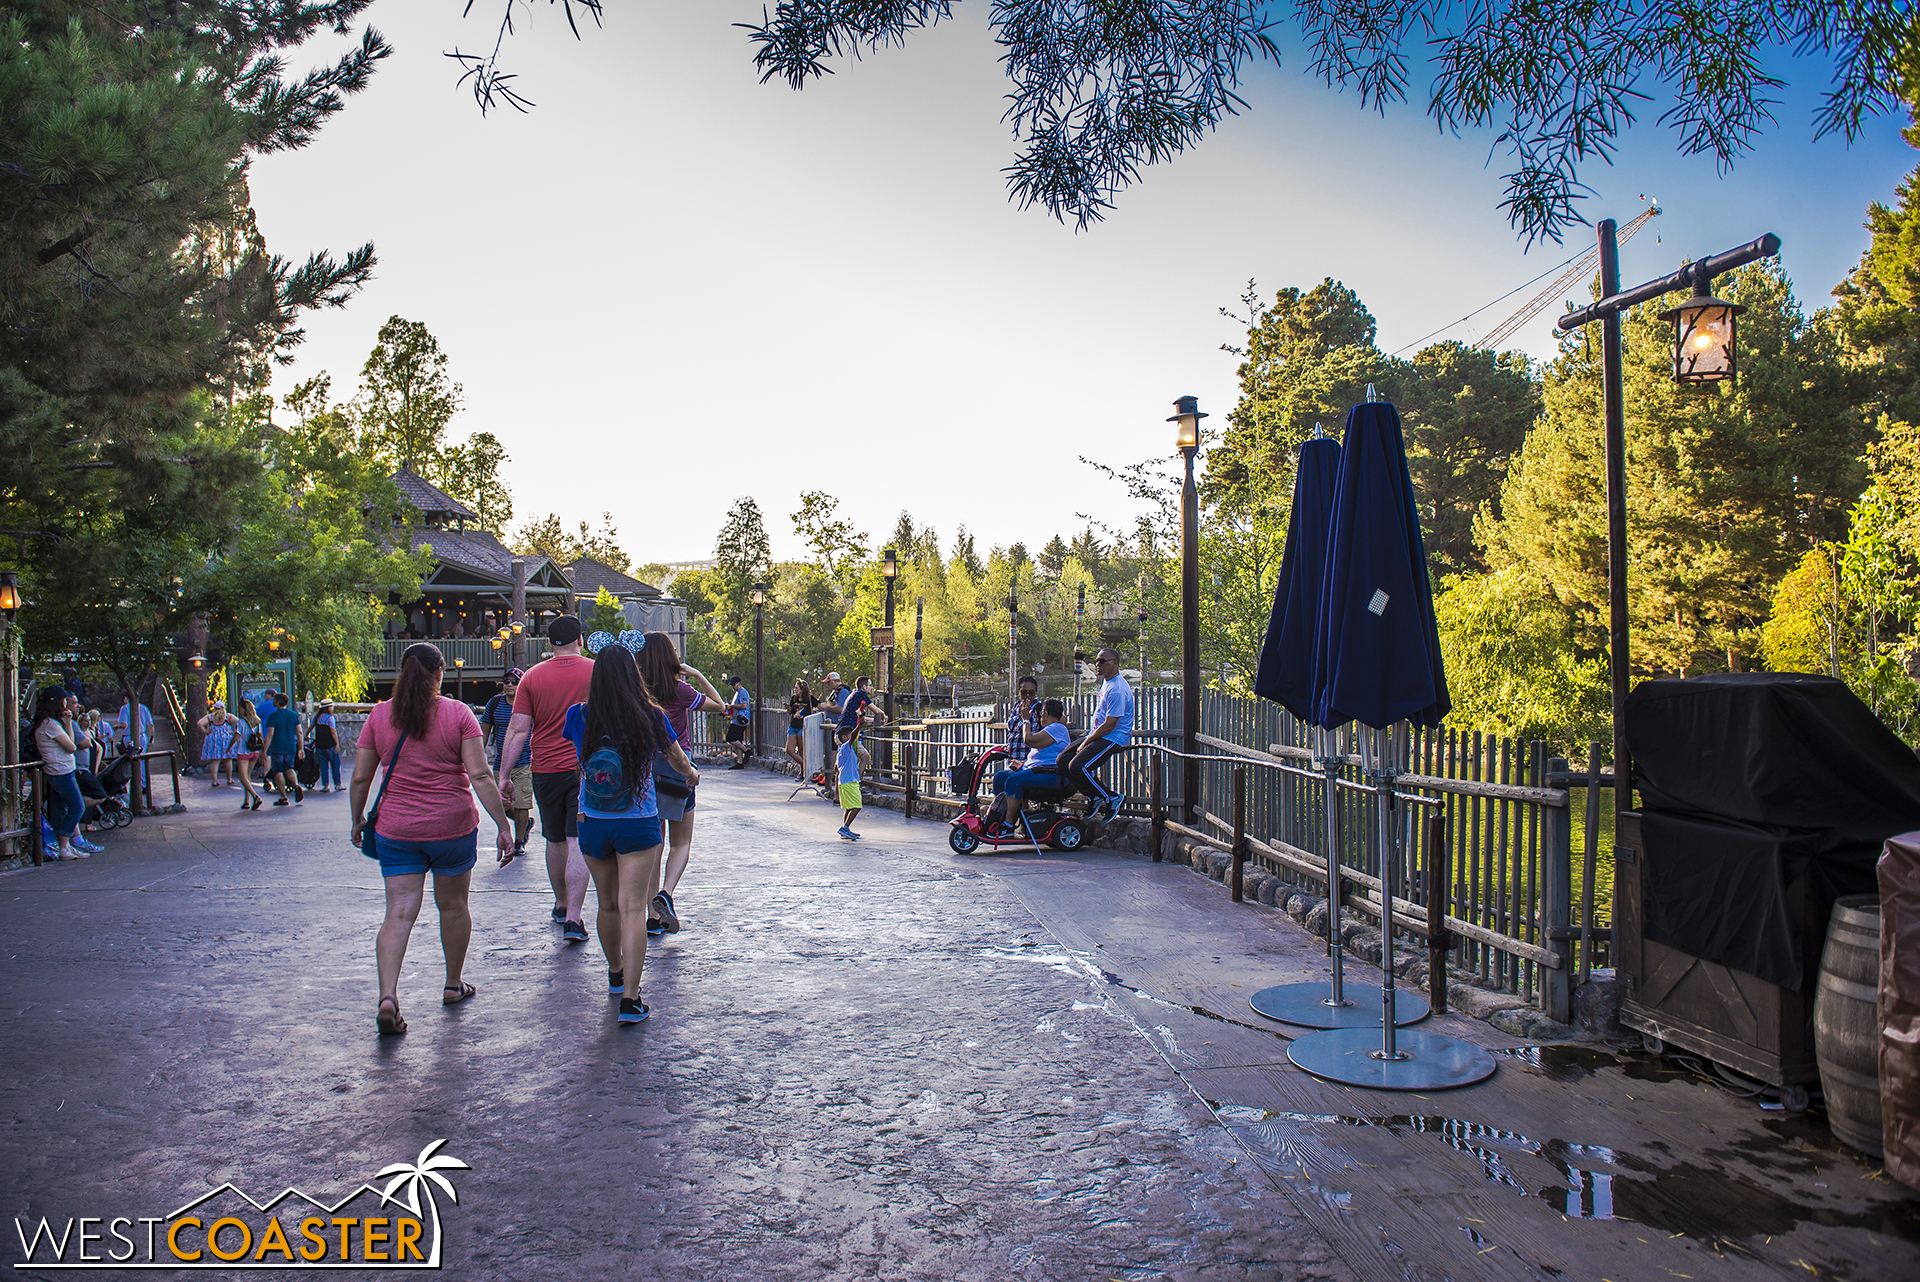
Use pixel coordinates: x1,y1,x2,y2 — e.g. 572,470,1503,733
2,771,1914,1279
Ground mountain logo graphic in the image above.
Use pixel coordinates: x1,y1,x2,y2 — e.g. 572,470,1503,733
12,1140,469,1270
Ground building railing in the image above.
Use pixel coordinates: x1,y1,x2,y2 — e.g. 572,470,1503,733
370,637,553,676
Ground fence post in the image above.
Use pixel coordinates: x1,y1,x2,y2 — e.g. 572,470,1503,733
1542,755,1573,1023
1426,811,1449,1014
1580,741,1602,985
904,742,916,822
1230,766,1247,902
1150,755,1164,862
31,763,44,866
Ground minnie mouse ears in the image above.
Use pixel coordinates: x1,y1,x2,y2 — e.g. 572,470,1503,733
586,630,648,656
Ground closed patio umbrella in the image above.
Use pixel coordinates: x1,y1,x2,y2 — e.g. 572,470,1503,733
1287,398,1492,1090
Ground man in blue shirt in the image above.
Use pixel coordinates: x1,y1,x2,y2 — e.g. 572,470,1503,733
258,692,305,805
725,675,753,769
1064,648,1132,819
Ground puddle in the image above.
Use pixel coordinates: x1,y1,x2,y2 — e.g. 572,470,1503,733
1207,1103,1920,1248
1489,1043,1695,1084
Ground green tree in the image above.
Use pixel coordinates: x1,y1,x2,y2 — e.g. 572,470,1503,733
1433,568,1611,751
1484,262,1872,677
586,586,625,637
436,431,513,534
1397,342,1540,572
359,316,460,471
1036,535,1070,582
511,511,629,572
790,491,868,583
1,4,388,712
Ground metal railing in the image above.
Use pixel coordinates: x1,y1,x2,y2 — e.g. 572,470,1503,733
371,637,553,675
0,761,46,865
729,683,1608,1022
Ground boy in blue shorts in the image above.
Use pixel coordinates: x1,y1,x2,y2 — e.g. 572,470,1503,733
836,727,863,841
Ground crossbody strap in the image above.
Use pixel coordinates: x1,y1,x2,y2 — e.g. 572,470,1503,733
367,727,410,830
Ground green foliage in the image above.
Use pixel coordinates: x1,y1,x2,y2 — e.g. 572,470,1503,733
1433,569,1611,752
790,491,868,585
585,586,626,637
1485,262,1871,677
1398,342,1540,573
512,511,629,572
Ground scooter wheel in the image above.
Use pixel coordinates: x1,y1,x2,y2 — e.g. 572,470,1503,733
948,826,980,855
1049,819,1086,851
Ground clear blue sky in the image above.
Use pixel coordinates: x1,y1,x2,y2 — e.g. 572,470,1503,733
250,4,1918,565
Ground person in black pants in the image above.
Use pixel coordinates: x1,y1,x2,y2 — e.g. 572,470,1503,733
1062,648,1133,820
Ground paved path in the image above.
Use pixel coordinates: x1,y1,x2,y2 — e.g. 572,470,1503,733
1,772,1913,1279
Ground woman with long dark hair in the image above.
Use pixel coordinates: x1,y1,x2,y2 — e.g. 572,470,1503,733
566,639,700,1024
350,643,514,1035
638,631,729,936
233,699,264,810
32,688,91,860
784,679,817,774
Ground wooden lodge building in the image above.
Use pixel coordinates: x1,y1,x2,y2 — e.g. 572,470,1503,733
370,470,686,699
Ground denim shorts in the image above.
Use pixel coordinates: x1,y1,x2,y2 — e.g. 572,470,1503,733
376,829,478,877
579,814,663,861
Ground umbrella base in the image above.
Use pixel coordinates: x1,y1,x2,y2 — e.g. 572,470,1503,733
1287,1027,1497,1091
1249,982,1429,1029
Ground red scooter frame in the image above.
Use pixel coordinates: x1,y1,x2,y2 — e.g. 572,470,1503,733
947,744,1088,854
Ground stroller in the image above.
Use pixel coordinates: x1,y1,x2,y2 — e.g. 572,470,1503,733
82,750,138,828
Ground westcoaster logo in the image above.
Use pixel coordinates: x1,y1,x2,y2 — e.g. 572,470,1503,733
13,1140,468,1270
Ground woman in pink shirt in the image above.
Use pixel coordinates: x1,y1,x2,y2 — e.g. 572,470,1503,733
350,643,515,1035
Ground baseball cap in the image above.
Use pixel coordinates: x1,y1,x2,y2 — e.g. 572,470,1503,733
504,667,526,682
547,616,583,647
826,671,841,682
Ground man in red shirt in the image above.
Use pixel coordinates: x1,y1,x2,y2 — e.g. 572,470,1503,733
496,616,595,942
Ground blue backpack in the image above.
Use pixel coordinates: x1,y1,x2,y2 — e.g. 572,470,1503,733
582,738,633,812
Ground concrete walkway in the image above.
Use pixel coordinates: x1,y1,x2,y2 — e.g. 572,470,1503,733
0,770,1912,1279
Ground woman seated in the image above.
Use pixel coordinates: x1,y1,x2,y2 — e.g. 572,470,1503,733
987,699,1071,835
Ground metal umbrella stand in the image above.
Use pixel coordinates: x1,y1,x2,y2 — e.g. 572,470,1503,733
1288,725,1489,1088
1282,396,1493,1091
1250,722,1429,1028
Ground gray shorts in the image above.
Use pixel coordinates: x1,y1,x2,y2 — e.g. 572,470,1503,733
654,761,695,823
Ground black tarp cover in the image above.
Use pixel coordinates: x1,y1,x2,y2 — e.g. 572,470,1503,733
1625,674,1920,989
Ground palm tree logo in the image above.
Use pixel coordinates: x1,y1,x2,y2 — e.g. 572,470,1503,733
375,1139,469,1267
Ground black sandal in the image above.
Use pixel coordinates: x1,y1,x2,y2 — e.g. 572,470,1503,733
376,997,407,1035
442,982,476,1006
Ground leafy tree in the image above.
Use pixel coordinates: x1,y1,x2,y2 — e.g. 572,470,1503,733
1432,568,1611,752
436,431,513,534
1397,342,1540,573
1037,535,1070,582
790,490,868,582
511,511,629,572
1484,262,1871,677
359,316,460,470
953,527,984,578
586,586,625,637
2,3,388,714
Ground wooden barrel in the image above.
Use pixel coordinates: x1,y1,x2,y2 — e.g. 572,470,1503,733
1815,895,1883,1156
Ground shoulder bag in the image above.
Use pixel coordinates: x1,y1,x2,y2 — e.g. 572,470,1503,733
359,726,410,860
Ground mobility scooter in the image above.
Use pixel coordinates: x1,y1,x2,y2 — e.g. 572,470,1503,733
946,744,1088,854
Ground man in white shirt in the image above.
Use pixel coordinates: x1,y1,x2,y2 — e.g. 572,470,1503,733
1063,648,1133,820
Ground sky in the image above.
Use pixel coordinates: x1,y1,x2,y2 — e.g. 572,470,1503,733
248,3,1920,566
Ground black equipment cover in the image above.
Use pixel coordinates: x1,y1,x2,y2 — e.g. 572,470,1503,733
1625,674,1920,988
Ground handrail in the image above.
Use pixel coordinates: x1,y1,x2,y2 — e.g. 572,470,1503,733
0,760,47,864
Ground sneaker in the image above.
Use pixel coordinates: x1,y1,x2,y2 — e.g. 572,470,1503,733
618,998,649,1025
646,919,665,938
608,970,624,994
652,890,680,934
293,786,304,804
561,919,588,944
848,830,862,840
551,904,566,922
838,825,854,841
72,837,104,854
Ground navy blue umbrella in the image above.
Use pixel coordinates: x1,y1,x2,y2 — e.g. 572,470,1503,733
1311,401,1449,730
1254,438,1341,721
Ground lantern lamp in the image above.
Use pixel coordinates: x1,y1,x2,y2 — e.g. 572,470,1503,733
512,622,524,635
187,654,207,674
750,583,767,607
0,570,18,620
882,548,897,580
1167,395,1207,454
1659,272,1744,384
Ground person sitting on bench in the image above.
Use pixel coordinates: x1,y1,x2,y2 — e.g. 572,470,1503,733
988,699,1070,835
1062,647,1132,820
